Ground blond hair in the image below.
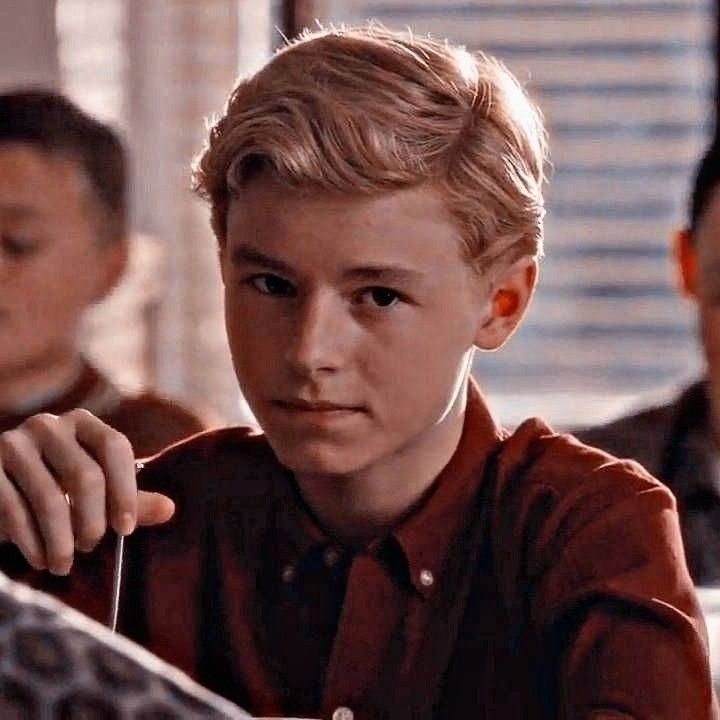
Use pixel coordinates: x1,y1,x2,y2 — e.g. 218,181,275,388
193,25,547,270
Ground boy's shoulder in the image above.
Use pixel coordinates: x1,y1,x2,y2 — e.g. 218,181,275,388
104,391,210,458
142,424,272,464
491,416,673,543
499,416,664,492
487,417,682,616
136,426,283,516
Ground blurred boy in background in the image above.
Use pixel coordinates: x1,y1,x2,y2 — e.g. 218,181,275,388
0,90,207,621
577,143,720,586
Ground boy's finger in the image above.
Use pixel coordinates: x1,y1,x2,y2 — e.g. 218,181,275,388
0,466,46,570
0,429,74,575
67,410,137,536
137,491,175,527
24,414,108,552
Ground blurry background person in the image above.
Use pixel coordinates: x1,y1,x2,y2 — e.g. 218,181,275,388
0,90,208,621
0,90,206,453
577,143,720,586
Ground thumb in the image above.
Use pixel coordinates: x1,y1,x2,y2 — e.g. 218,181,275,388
137,491,176,527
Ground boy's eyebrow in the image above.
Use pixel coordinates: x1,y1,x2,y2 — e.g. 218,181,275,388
230,244,295,275
0,203,42,219
341,265,426,284
230,243,426,284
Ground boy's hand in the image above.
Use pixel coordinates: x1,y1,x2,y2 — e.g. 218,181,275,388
0,409,175,575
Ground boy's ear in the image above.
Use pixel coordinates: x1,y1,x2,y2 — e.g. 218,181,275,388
219,240,230,286
94,236,129,303
474,257,538,351
674,227,698,299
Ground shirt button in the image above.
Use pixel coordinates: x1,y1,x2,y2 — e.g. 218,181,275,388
323,546,341,567
281,564,296,584
332,707,354,720
419,569,434,587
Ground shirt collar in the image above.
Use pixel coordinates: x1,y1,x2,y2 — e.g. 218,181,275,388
275,378,504,598
393,378,503,598
275,470,332,567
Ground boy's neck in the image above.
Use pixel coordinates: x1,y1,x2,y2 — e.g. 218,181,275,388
294,388,468,548
0,352,84,415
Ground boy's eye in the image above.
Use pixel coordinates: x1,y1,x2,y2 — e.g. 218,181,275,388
1,234,39,258
250,273,295,297
363,287,400,308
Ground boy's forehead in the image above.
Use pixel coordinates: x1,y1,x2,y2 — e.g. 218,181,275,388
697,190,720,258
0,144,90,209
224,180,477,282
227,175,456,234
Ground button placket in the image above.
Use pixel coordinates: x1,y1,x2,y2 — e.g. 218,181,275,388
332,706,354,720
281,564,296,584
323,546,341,568
321,554,402,718
419,569,434,588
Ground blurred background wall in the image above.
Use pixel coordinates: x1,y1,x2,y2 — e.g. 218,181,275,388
0,0,716,428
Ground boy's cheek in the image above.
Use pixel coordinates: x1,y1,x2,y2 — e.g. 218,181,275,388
702,307,720,369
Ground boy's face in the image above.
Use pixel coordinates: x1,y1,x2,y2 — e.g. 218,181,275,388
222,176,497,477
0,144,123,384
693,191,720,389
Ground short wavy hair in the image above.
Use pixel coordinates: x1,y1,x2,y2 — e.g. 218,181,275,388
689,140,720,236
193,26,547,270
0,90,127,243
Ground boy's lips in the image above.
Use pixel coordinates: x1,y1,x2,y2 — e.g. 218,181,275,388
271,398,366,430
274,398,364,413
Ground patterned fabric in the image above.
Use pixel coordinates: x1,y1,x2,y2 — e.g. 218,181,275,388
0,571,250,719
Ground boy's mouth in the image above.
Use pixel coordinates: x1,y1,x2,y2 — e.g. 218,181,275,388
275,398,363,413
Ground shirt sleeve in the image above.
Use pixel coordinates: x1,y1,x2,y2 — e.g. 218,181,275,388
497,428,718,719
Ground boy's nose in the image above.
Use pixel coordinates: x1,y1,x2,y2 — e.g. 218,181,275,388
284,293,349,377
0,253,14,281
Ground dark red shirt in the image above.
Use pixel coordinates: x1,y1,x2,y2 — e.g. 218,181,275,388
105,383,717,719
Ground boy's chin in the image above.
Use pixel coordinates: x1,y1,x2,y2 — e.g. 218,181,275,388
271,441,369,478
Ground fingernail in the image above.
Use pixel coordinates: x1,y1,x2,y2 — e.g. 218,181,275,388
74,539,95,553
52,562,72,576
119,513,135,536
